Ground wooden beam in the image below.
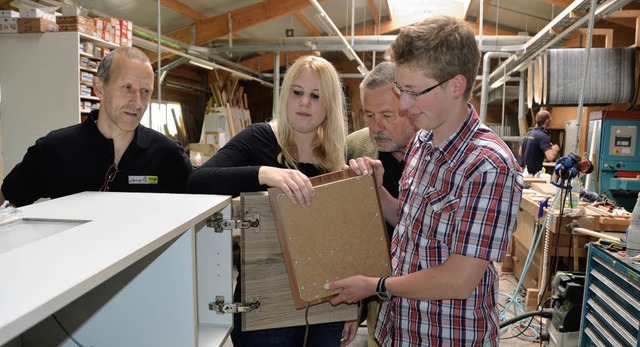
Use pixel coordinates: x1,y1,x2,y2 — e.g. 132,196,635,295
193,0,326,45
577,28,613,48
543,0,574,7
606,9,640,18
240,52,309,72
294,11,321,36
462,0,475,21
154,0,205,21
167,26,193,44
366,0,380,26
382,0,391,21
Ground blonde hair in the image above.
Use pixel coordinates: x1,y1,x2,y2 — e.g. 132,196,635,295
272,55,346,173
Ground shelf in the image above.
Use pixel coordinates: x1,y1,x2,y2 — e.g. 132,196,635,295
79,32,119,49
80,66,97,73
79,51,101,60
80,95,99,101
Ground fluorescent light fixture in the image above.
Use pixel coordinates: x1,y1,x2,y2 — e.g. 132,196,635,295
357,66,368,75
189,60,214,70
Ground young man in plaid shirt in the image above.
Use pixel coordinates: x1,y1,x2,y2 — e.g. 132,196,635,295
326,16,523,346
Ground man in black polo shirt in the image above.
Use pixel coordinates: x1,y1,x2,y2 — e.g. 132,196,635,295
1,47,192,207
519,109,560,175
345,61,416,347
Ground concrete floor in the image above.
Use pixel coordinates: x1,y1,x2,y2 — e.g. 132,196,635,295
224,262,545,346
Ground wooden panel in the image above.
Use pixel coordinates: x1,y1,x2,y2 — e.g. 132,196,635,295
240,193,357,331
269,171,391,308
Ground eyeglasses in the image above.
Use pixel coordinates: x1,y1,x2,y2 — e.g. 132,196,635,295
392,79,450,100
99,163,120,192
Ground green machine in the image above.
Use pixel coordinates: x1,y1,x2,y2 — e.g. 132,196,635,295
588,111,640,211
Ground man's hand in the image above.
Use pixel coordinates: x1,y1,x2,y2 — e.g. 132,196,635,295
325,275,378,305
348,157,384,188
340,320,359,347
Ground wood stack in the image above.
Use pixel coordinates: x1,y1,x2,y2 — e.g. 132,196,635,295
207,74,252,140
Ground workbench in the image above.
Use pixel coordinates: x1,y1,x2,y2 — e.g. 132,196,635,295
503,186,628,311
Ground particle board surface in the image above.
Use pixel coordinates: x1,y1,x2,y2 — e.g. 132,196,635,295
268,169,391,309
239,192,357,332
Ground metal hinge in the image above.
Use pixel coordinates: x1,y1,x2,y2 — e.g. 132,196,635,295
209,295,260,314
207,212,260,233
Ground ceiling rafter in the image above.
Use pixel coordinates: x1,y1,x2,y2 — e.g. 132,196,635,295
366,0,380,26
156,0,205,21
294,11,321,36
182,0,328,45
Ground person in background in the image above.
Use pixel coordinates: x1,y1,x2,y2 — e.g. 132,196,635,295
519,109,560,175
0,47,192,207
346,61,416,347
325,16,523,346
186,55,358,347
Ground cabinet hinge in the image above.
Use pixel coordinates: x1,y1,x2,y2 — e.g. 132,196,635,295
209,295,260,314
207,212,260,233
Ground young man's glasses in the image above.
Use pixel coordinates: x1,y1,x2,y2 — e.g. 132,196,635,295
99,163,120,192
392,79,450,101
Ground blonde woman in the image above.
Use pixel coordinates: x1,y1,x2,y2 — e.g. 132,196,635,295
187,55,357,346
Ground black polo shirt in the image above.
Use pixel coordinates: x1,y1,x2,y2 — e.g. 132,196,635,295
378,151,404,242
2,110,192,207
520,126,552,174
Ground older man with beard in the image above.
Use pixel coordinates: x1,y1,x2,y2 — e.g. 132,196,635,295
346,61,416,347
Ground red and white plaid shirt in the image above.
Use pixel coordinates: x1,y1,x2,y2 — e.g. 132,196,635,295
375,105,523,346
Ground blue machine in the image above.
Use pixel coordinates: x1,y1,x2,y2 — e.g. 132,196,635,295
588,111,640,211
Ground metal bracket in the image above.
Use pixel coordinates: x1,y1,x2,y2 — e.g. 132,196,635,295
209,295,260,314
206,212,259,233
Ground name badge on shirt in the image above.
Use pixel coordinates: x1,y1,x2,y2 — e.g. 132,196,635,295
128,176,159,185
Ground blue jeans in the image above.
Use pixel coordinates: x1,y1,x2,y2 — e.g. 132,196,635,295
231,318,344,347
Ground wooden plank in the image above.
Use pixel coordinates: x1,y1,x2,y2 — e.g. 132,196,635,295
269,171,390,308
240,193,357,331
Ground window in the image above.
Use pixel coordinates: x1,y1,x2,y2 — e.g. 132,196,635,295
141,101,183,136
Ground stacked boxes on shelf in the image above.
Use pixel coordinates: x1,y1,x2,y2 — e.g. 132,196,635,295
17,8,58,33
57,15,132,47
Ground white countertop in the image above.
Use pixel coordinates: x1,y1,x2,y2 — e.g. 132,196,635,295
0,192,230,345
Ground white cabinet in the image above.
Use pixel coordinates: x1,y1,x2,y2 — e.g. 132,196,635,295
0,32,116,177
0,192,234,346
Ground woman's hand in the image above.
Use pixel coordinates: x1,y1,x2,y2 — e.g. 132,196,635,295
258,166,314,207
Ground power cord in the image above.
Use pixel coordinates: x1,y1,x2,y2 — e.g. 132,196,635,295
302,302,310,347
52,314,85,347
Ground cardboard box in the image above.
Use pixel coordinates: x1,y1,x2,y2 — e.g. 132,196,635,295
82,41,94,55
58,23,95,35
56,15,92,26
20,8,56,22
60,5,82,16
93,18,103,30
80,85,92,96
80,71,93,83
18,18,58,33
100,30,112,43
0,18,17,33
0,10,19,18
